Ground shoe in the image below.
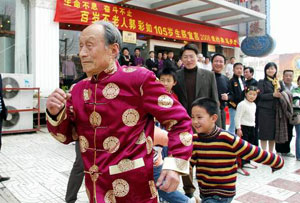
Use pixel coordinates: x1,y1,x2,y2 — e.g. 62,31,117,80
237,168,250,176
282,152,295,158
0,176,10,182
190,196,201,203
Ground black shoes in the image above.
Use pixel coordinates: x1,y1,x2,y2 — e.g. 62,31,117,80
0,176,10,182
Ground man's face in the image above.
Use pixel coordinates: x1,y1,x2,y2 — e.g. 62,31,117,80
212,56,225,73
233,65,243,77
149,52,155,58
168,52,174,59
244,69,252,80
79,24,114,76
283,71,294,85
230,58,235,64
158,53,162,59
123,49,129,56
205,58,210,64
181,50,197,69
163,53,167,60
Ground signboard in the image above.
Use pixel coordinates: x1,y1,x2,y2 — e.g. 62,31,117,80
122,31,136,44
54,0,239,47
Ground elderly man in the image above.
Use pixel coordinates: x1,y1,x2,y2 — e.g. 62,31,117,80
46,21,192,203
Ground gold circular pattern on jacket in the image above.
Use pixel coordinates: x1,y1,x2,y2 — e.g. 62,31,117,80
103,136,120,153
179,132,193,146
135,131,146,144
50,133,67,143
83,88,92,101
104,190,116,203
117,159,134,173
89,111,102,127
123,67,137,73
112,179,130,197
122,109,139,127
158,95,174,108
102,83,120,99
79,136,89,153
146,136,153,154
89,164,99,182
175,158,188,171
162,119,178,131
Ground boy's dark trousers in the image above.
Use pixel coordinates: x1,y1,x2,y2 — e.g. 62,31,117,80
275,122,294,154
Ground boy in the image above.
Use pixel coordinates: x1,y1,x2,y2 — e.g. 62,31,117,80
159,67,178,101
190,97,284,203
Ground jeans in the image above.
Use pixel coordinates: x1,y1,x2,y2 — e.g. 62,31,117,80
228,108,236,134
295,124,300,159
201,195,233,203
153,165,190,203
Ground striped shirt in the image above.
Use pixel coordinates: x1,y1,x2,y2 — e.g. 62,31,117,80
191,127,284,198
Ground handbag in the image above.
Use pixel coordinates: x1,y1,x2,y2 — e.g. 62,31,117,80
289,112,300,125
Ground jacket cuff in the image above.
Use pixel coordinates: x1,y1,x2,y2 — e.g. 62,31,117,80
46,107,67,126
162,157,190,175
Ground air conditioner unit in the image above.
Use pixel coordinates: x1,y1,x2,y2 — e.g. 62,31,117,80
2,73,34,132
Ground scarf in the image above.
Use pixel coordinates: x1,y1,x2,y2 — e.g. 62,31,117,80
267,76,281,92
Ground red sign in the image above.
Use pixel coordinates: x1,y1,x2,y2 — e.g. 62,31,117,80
54,0,239,47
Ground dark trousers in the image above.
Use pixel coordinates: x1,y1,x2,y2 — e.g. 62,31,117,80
220,108,226,130
65,141,84,203
182,166,196,196
240,125,255,166
0,119,2,151
276,122,294,153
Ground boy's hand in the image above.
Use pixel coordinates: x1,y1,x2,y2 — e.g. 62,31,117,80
237,129,243,137
156,169,179,193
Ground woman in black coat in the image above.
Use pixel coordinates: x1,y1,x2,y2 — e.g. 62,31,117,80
257,62,283,152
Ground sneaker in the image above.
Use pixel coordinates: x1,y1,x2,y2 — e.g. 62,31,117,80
237,168,250,176
189,196,201,203
283,152,295,157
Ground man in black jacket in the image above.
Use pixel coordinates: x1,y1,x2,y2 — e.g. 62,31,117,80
145,51,159,76
0,74,9,182
244,66,258,87
228,63,246,134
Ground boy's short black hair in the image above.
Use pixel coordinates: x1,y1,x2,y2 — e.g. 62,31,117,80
158,68,177,82
134,48,141,52
179,43,199,57
149,51,155,54
191,97,218,116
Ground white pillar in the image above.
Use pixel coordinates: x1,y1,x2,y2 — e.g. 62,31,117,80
29,0,59,97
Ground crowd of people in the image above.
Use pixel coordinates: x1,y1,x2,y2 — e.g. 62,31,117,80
6,21,297,203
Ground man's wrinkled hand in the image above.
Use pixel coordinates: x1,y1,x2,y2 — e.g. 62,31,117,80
46,88,71,116
156,169,180,193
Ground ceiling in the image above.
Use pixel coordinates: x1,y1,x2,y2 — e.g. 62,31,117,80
98,0,266,32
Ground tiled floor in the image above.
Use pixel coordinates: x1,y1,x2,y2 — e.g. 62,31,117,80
0,128,300,203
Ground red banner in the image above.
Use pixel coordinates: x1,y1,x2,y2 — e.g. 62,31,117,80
54,0,239,47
